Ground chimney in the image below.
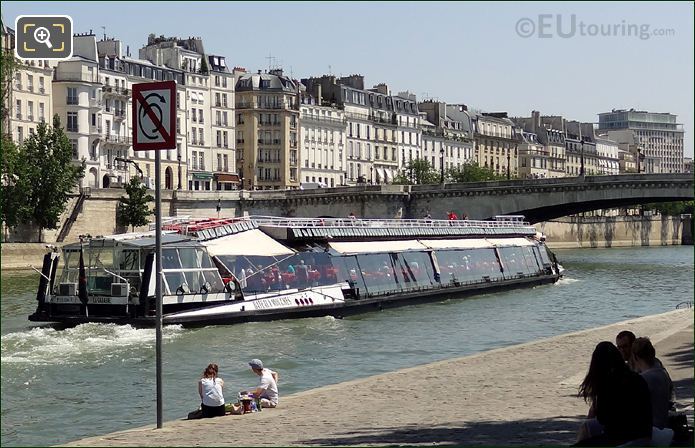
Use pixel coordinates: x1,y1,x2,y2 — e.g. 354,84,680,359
316,84,322,105
531,110,541,131
373,83,388,95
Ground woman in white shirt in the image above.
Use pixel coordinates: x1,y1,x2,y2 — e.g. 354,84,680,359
198,363,225,418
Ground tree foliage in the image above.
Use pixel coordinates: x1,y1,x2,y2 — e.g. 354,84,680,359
1,51,17,129
117,177,154,231
1,136,29,228
643,201,694,216
447,161,506,183
2,116,84,237
393,158,441,185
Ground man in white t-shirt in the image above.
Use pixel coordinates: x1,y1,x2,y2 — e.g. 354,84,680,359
249,359,279,408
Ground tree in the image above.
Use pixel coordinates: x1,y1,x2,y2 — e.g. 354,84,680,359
393,158,440,185
117,177,154,232
1,135,30,228
13,116,85,240
643,201,693,216
1,50,18,132
199,57,209,75
448,161,505,183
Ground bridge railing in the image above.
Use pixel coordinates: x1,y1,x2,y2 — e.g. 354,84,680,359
247,215,532,229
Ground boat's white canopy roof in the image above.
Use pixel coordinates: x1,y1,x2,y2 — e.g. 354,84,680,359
329,240,427,255
418,239,495,250
486,237,535,247
202,229,295,257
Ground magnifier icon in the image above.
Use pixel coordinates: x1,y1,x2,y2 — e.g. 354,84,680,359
33,26,53,49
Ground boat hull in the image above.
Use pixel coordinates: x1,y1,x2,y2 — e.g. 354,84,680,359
29,274,559,327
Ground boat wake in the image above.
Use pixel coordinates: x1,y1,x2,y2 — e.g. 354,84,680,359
1,323,184,366
555,277,579,286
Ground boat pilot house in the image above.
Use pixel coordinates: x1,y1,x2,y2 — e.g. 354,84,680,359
30,216,561,327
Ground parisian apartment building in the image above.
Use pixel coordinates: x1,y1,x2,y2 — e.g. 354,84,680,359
298,90,347,188
418,101,475,174
234,68,300,190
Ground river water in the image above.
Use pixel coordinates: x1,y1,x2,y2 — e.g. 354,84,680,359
1,246,693,446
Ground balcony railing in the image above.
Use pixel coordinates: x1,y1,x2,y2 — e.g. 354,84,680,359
103,86,130,96
103,134,132,145
39,87,46,94
28,115,34,121
114,110,126,120
15,83,22,90
16,113,22,120
27,85,34,92
67,98,78,105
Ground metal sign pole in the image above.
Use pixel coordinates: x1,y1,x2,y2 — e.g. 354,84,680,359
155,149,163,429
132,80,175,431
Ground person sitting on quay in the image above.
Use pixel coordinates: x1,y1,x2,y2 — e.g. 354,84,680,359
574,341,652,446
616,330,638,370
247,359,279,408
198,363,225,418
616,330,668,372
632,337,675,430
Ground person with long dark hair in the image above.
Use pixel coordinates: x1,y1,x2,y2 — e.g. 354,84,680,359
198,363,225,418
575,341,652,446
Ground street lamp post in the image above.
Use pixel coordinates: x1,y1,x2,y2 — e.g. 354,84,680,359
506,147,511,180
439,147,445,184
370,166,374,185
176,153,182,190
115,157,144,179
579,139,585,177
239,158,244,190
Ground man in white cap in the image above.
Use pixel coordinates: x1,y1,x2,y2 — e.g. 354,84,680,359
248,359,279,408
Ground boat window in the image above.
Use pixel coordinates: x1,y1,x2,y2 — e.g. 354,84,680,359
393,251,437,290
498,246,536,277
162,247,224,294
522,246,542,273
537,245,552,266
354,253,404,296
162,249,182,270
88,246,116,294
164,272,186,294
435,248,503,284
332,255,367,295
203,271,224,291
178,248,200,269
184,271,205,292
118,249,140,271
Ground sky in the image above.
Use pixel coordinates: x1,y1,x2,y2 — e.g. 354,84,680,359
4,1,693,156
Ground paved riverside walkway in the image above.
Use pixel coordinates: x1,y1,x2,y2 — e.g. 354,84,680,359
65,309,693,446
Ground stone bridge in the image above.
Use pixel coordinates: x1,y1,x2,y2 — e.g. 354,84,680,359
15,174,690,243
175,173,693,224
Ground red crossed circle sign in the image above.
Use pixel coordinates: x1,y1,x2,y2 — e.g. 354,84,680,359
132,81,176,151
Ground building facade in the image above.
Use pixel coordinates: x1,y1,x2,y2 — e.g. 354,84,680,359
597,109,685,173
418,101,475,178
235,69,300,190
2,20,54,146
517,131,549,178
472,112,519,178
513,111,566,178
299,93,346,187
139,34,237,190
594,135,620,175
